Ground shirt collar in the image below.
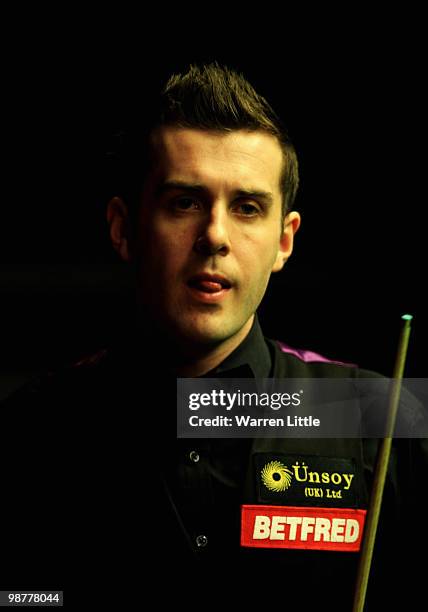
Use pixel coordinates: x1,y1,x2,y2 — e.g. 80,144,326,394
205,315,272,379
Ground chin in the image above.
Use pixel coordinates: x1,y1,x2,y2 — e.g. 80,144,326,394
174,317,240,347
178,327,226,347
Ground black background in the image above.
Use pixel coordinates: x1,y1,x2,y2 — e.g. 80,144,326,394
1,18,426,400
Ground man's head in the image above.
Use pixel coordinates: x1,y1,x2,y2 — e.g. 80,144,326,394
107,62,301,356
109,62,299,223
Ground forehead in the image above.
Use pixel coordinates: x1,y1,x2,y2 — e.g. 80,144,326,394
148,127,284,194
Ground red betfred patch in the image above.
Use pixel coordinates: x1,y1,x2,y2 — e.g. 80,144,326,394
241,505,366,552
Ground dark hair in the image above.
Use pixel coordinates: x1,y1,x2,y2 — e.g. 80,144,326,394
109,62,299,220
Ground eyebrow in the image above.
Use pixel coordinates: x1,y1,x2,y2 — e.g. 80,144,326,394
155,180,275,205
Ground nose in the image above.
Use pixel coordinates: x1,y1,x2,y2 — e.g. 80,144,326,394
193,207,231,257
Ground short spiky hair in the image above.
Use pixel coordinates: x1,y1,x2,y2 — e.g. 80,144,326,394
110,62,299,219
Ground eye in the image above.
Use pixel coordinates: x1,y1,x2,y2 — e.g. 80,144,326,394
233,202,261,216
173,197,201,211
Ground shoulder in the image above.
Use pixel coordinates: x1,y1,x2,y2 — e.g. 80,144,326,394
267,337,426,436
1,348,112,408
266,337,369,378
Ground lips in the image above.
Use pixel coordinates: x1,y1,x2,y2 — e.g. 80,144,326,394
187,273,232,294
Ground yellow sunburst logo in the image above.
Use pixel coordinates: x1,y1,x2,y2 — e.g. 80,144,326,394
261,460,293,492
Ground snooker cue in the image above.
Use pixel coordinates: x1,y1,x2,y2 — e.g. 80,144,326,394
352,314,413,611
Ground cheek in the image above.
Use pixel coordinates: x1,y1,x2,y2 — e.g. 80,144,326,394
139,214,187,249
239,233,279,277
141,222,194,276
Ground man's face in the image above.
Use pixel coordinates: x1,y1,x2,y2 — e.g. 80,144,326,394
121,127,299,347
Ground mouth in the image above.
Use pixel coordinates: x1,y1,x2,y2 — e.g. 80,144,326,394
188,273,232,292
186,273,233,303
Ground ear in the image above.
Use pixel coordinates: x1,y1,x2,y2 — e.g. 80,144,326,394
106,197,133,262
271,211,301,273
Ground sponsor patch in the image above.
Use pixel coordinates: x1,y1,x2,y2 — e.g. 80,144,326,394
255,454,363,508
241,505,366,551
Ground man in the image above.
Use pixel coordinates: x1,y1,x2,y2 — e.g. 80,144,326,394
106,62,300,377
2,63,426,608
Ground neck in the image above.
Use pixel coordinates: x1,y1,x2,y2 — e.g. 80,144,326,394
139,315,254,377
175,319,254,376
